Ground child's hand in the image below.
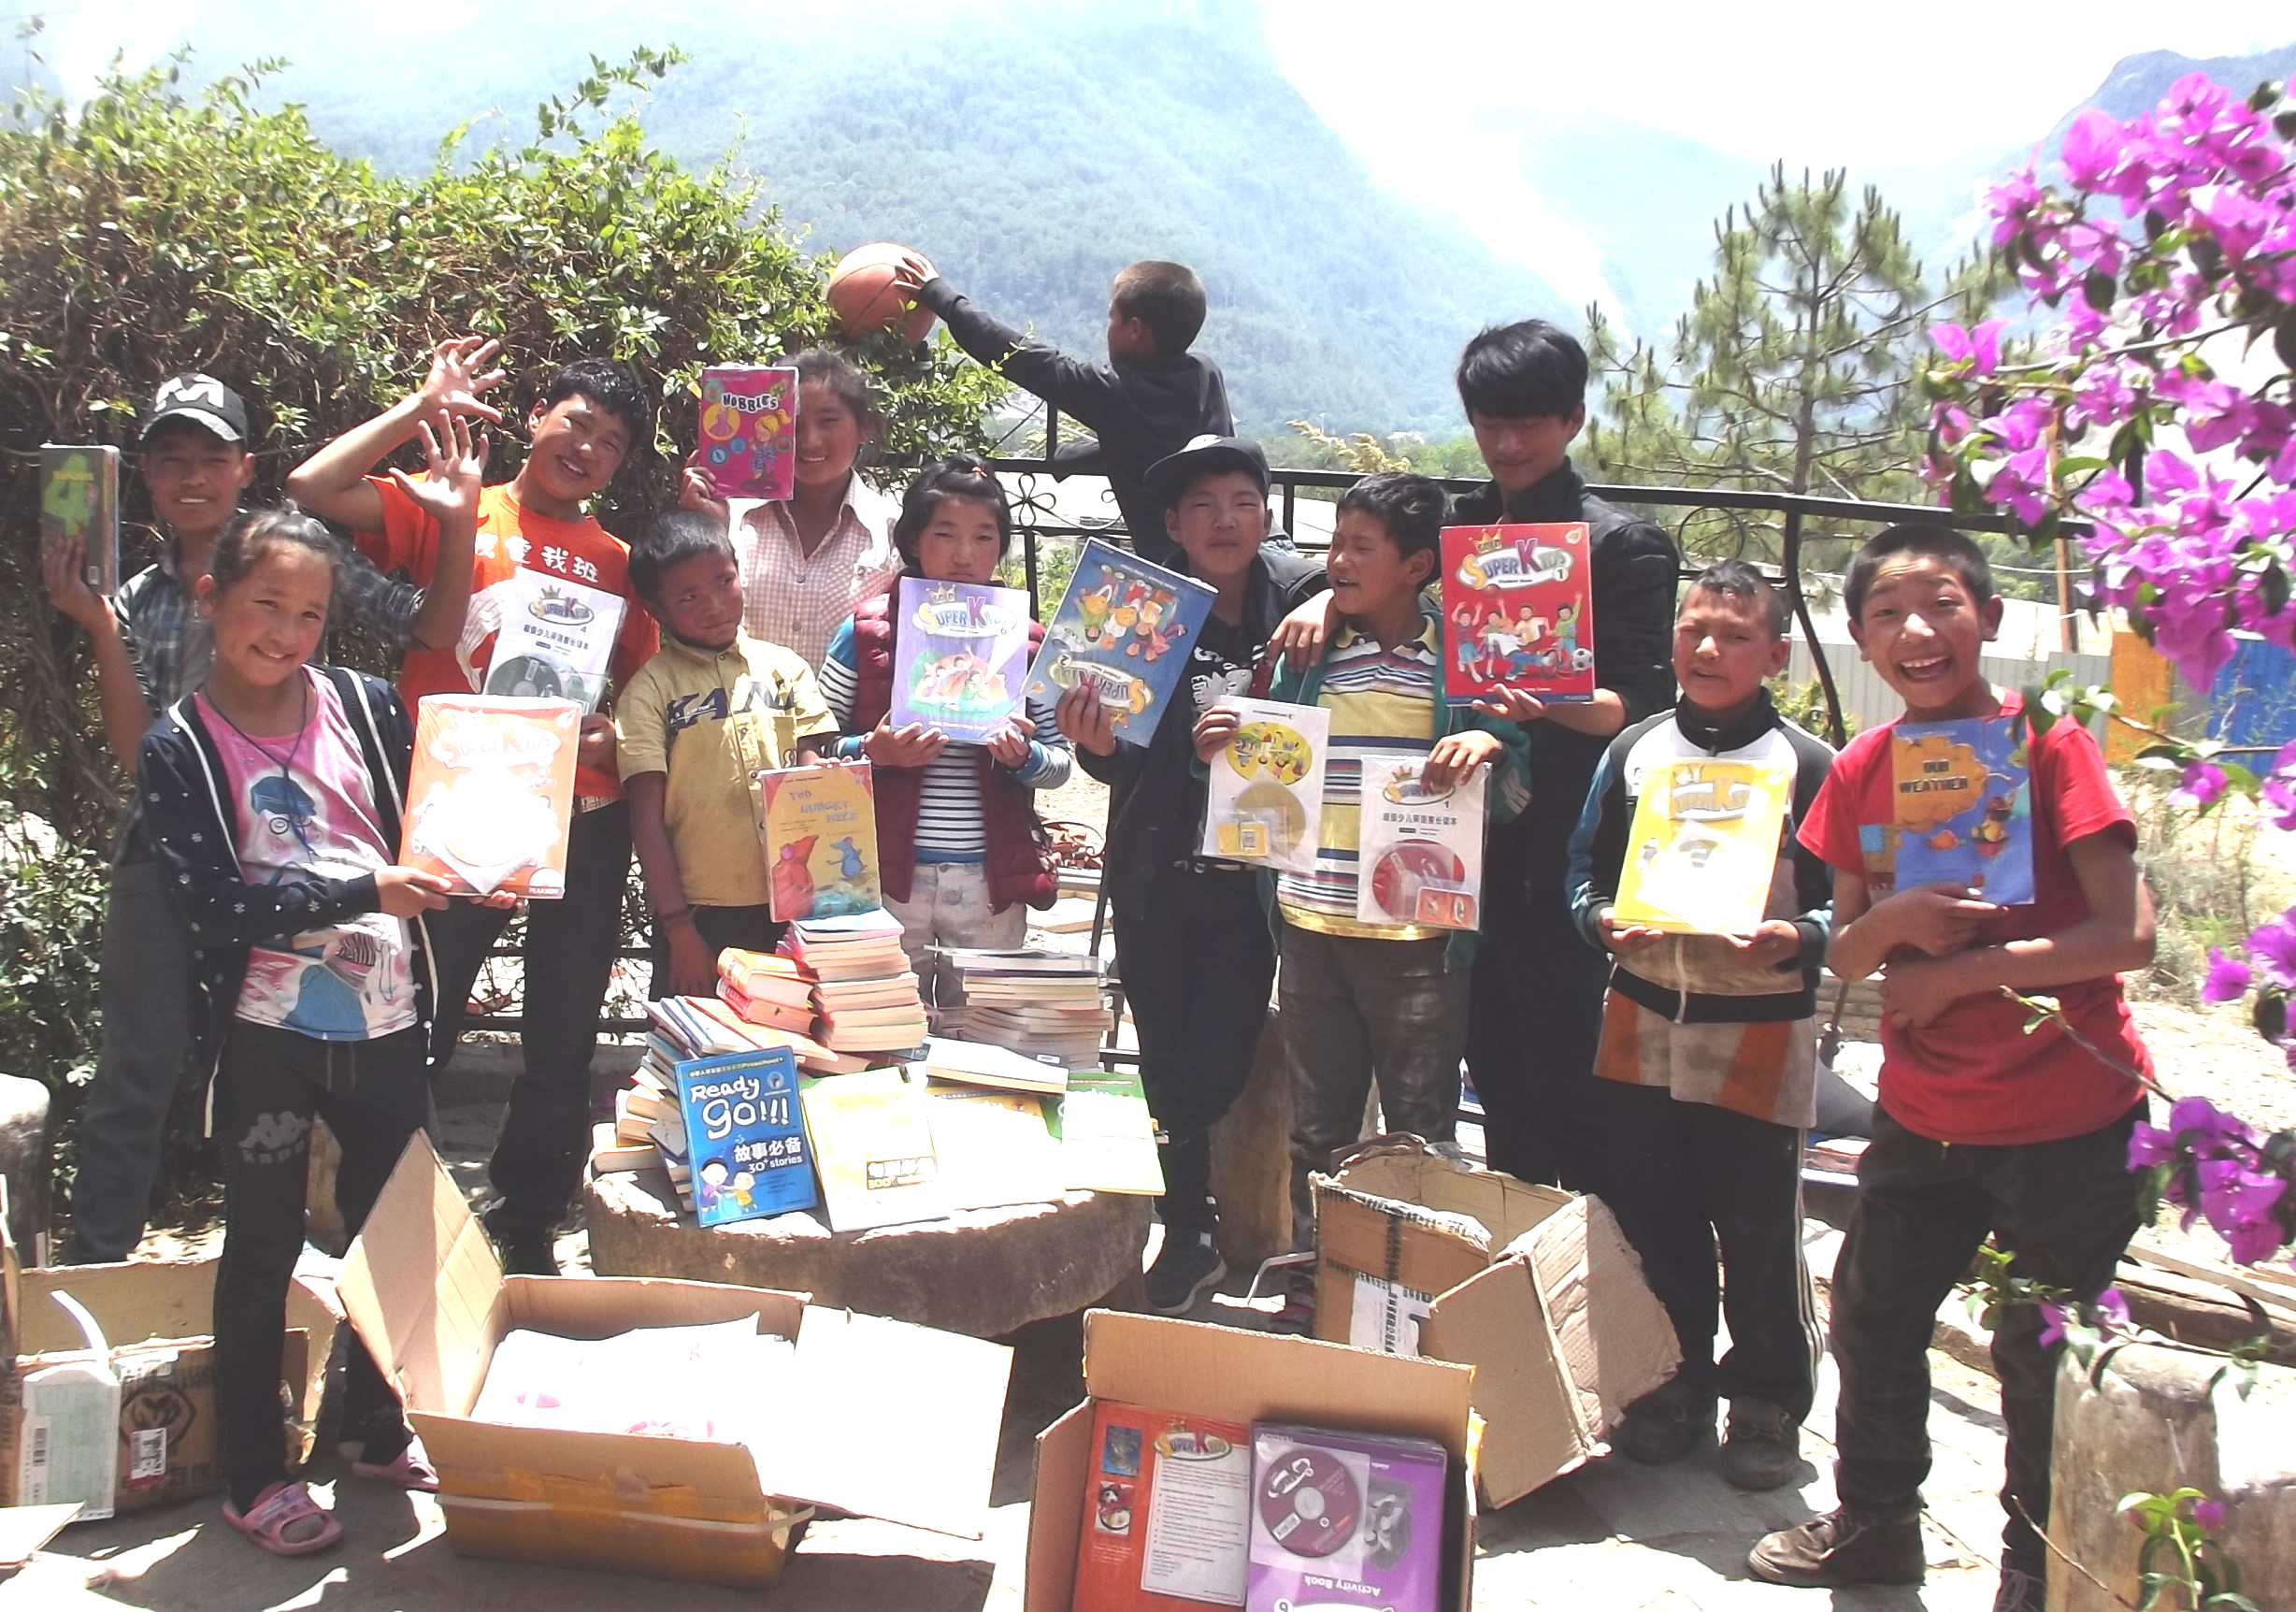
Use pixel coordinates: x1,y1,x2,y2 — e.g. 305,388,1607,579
1725,919,1805,969
578,714,618,774
1271,594,1340,672
415,335,508,424
680,454,730,527
1473,687,1548,725
665,914,719,998
1193,704,1241,765
866,716,948,769
985,712,1034,769
1597,908,1668,957
1055,684,1118,756
1869,883,1999,957
1878,953,1976,1029
1422,729,1500,790
39,531,112,633
887,250,937,297
377,866,452,917
386,411,489,527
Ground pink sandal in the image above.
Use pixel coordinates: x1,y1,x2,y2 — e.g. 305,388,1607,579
351,1437,439,1493
222,1480,342,1557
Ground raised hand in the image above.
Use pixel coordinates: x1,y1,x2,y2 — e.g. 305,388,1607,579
40,530,111,633
1054,684,1117,756
417,336,509,425
680,453,730,526
386,411,489,525
985,712,1034,770
1193,704,1241,766
1472,686,1549,725
887,249,938,297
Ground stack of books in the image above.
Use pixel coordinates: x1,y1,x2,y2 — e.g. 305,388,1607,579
772,912,929,1057
937,948,1107,1064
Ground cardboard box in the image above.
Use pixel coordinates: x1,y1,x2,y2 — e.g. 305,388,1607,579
1025,1310,1479,1612
0,1251,335,1516
339,1135,1012,1589
1313,1144,1680,1508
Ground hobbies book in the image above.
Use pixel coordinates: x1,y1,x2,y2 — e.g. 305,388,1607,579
400,696,581,898
800,1068,949,1231
675,1047,816,1226
482,568,626,714
754,759,881,921
1021,539,1215,746
1353,754,1488,931
1440,521,1595,706
1611,758,1796,935
696,365,798,503
41,443,120,596
889,576,1033,744
1074,1402,1254,1610
1199,698,1330,873
1889,714,2035,904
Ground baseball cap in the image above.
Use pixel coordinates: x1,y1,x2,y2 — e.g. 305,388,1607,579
141,373,250,446
1143,434,1270,509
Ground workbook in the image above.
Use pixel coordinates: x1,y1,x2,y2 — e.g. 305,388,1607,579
1889,713,2034,905
1611,759,1796,935
889,577,1033,744
696,365,799,502
755,759,881,921
800,1068,949,1231
1023,540,1215,746
1198,698,1329,874
481,569,626,714
1439,521,1595,706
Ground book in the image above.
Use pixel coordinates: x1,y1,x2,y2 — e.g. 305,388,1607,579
936,947,1099,976
41,443,121,596
1021,540,1216,747
800,1068,949,1231
718,984,816,1036
754,759,881,921
400,696,581,898
1354,753,1488,931
696,364,799,503
481,568,626,713
918,1035,1069,1095
1198,698,1330,874
590,1123,656,1176
888,576,1033,744
719,948,812,1000
1610,758,1796,935
920,1085,1068,1212
1889,713,2035,905
675,1046,816,1226
1073,1403,1254,1610
1247,1424,1448,1612
1440,521,1595,706
1048,1070,1166,1197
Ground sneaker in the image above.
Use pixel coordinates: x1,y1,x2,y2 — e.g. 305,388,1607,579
1747,1503,1925,1588
1614,1378,1715,1464
482,1203,560,1277
1145,1229,1226,1316
1992,1557,2045,1612
1719,1398,1802,1490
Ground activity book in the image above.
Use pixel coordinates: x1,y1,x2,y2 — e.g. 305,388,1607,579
696,365,798,503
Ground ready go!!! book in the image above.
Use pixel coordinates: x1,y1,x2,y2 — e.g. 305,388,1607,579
1022,539,1215,745
399,696,581,898
674,1045,815,1227
1887,713,2034,904
695,364,798,503
1440,521,1594,706
890,577,1033,744
754,759,881,922
1611,758,1795,934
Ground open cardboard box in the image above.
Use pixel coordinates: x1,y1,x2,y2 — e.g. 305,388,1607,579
1313,1142,1680,1508
1025,1309,1479,1612
339,1134,1012,1589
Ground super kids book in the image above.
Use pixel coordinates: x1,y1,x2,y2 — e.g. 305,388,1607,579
1611,759,1796,934
1354,754,1488,932
1888,714,2034,905
400,696,581,898
754,759,881,922
40,443,120,595
675,1046,816,1227
1198,698,1330,874
482,569,626,713
1440,521,1596,707
1073,1402,1254,1610
696,365,798,503
888,577,1033,745
1022,539,1215,746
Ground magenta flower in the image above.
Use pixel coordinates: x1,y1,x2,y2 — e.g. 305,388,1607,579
2193,1498,2228,1532
2245,918,2296,992
1930,321,2004,377
2171,760,2230,810
2060,109,2127,193
2201,948,2252,1003
2037,1301,2069,1349
2196,1159,2289,1264
2095,1288,2131,1332
2130,1121,2176,1168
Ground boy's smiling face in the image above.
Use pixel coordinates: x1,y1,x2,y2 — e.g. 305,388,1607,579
1850,553,2004,721
523,392,631,508
142,424,253,543
1327,507,1432,625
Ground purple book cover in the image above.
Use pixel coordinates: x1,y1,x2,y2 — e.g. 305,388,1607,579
1247,1422,1448,1612
888,577,1033,745
697,365,798,503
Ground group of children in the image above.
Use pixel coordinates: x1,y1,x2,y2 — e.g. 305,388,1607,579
38,257,2156,1612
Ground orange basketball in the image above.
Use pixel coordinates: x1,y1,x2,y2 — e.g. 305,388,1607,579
828,242,939,342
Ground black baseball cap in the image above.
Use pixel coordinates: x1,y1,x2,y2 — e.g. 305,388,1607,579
1143,434,1270,510
141,373,250,446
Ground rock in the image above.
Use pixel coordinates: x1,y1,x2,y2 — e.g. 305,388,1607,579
0,1073,50,1262
1208,1009,1290,1276
583,1169,1152,1339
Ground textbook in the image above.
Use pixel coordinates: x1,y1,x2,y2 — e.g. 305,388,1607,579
1073,1402,1255,1610
1889,713,2035,905
754,759,881,921
696,364,798,503
1440,521,1595,706
1048,1069,1166,1197
1611,758,1796,935
888,576,1033,744
1353,754,1488,932
481,568,626,713
1199,698,1330,875
41,443,121,596
674,1046,816,1227
800,1068,949,1231
1022,539,1215,746
400,696,581,898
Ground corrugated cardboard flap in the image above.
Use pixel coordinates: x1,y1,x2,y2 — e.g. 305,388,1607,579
339,1133,505,1421
1509,1194,1681,1431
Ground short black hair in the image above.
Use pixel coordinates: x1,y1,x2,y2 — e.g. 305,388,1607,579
1844,523,1996,624
893,453,1012,574
208,504,343,597
629,508,736,603
1456,320,1589,421
1336,472,1446,566
782,348,882,461
1112,261,1209,355
1686,558,1789,638
540,357,653,458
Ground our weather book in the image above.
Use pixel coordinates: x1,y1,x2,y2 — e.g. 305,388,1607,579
696,365,799,503
1354,754,1488,932
1888,714,2034,905
1610,759,1796,934
1440,521,1595,706
41,443,121,595
1022,540,1215,746
755,759,881,922
674,1046,816,1227
889,577,1033,744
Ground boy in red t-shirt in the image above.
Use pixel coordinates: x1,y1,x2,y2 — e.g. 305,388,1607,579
288,338,659,1275
1747,525,2155,1612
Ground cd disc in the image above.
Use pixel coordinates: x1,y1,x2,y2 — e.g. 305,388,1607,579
1256,1444,1361,1558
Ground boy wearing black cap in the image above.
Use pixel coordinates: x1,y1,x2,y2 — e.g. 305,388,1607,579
38,367,477,1262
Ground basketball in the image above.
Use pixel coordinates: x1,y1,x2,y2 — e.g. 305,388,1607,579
827,243,939,342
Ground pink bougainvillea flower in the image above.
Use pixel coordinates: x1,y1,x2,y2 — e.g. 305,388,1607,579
2200,947,2252,1003
2193,1498,2228,1532
2171,759,2230,810
2244,918,2296,992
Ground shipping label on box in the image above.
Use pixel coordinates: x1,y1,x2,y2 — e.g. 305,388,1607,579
1346,1273,1436,1359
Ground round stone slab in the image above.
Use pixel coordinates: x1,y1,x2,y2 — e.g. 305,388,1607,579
583,1169,1152,1338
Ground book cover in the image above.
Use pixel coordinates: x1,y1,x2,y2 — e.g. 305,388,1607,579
1021,539,1216,746
888,576,1033,744
800,1068,949,1231
675,1047,815,1226
41,443,121,596
1889,714,2035,905
1611,758,1796,935
696,365,798,503
1247,1423,1449,1612
918,1035,1069,1095
481,568,627,714
400,696,581,898
754,759,881,921
1440,521,1595,706
921,1084,1068,1212
1074,1402,1254,1610
1353,754,1488,931
1047,1070,1166,1196
1198,698,1330,873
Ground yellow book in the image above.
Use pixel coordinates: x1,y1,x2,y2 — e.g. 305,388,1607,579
1611,758,1793,935
800,1069,949,1231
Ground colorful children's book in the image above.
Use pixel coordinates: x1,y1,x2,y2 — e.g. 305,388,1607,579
754,759,881,921
1353,754,1488,931
1022,539,1216,746
1247,1423,1449,1612
1074,1402,1255,1610
1199,698,1330,873
799,1068,950,1231
674,1047,816,1227
1439,521,1595,707
1611,758,1796,935
481,569,626,714
696,365,799,503
41,443,121,596
1047,1069,1166,1197
400,696,581,898
888,577,1034,744
1888,714,2035,905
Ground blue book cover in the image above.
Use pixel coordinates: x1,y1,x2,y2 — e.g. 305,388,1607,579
1887,714,2034,905
1023,540,1216,745
674,1046,817,1226
888,577,1033,745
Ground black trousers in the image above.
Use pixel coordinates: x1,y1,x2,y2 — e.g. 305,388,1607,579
1112,861,1275,1235
647,903,786,1000
1830,1102,2145,1569
1600,1077,1819,1419
1466,884,1610,1196
425,800,633,1238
